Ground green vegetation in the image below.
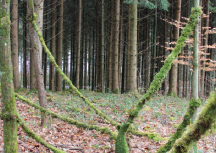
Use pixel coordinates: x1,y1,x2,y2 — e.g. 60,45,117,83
170,92,216,152
115,7,202,153
157,99,201,153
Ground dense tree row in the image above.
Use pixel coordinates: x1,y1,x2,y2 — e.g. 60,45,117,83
1,0,216,152
11,0,216,97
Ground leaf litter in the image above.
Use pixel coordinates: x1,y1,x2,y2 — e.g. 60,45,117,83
0,90,215,152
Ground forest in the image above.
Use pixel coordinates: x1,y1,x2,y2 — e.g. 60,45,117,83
0,0,216,152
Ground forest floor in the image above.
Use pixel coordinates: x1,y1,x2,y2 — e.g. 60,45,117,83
0,89,215,153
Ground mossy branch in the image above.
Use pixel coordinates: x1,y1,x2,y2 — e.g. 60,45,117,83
169,92,216,153
17,115,65,153
115,7,202,153
130,130,166,141
157,99,201,153
15,93,117,140
28,14,120,130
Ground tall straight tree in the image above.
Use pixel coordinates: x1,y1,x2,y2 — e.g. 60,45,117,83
192,0,200,102
35,0,44,61
168,0,181,96
191,0,201,151
107,0,114,91
30,0,44,89
0,1,18,152
112,0,120,93
27,0,49,126
23,1,28,88
56,0,63,91
200,0,209,97
12,0,20,89
76,0,82,88
128,0,138,91
49,0,56,91
100,0,105,92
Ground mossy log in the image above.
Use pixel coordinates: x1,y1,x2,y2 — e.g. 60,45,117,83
169,92,216,153
28,13,120,130
157,99,201,153
15,93,117,140
17,115,65,153
115,7,202,153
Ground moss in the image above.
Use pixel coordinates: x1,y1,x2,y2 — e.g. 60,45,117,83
130,130,166,141
115,7,202,153
115,124,130,153
28,15,121,129
15,93,117,140
169,92,216,152
112,88,119,94
157,98,201,153
46,97,52,102
0,1,18,152
167,91,177,97
17,115,65,153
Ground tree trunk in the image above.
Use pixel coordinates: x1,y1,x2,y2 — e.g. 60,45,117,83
76,0,82,88
128,1,138,91
56,0,63,91
192,0,200,101
118,0,124,90
0,1,18,152
121,32,127,93
84,29,88,89
49,0,55,91
191,0,201,152
151,2,157,83
145,10,150,92
112,0,120,93
200,0,209,98
30,37,37,89
107,0,113,92
43,1,48,89
12,0,20,89
27,0,49,127
168,0,181,96
23,1,28,88
100,0,105,92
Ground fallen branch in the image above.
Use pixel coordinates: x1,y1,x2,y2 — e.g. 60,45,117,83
15,93,117,140
115,7,202,153
28,12,120,130
169,91,216,152
157,99,201,152
17,115,65,153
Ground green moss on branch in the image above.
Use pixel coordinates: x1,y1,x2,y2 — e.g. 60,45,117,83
169,92,216,152
17,115,65,153
131,130,166,141
157,99,201,153
28,14,120,129
15,93,117,140
115,7,202,153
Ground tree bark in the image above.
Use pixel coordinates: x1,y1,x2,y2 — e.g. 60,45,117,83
12,0,20,89
27,0,49,127
128,1,138,91
100,0,105,92
23,1,28,88
0,1,18,152
76,0,82,88
56,0,63,91
112,0,120,93
168,0,181,96
49,0,55,91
